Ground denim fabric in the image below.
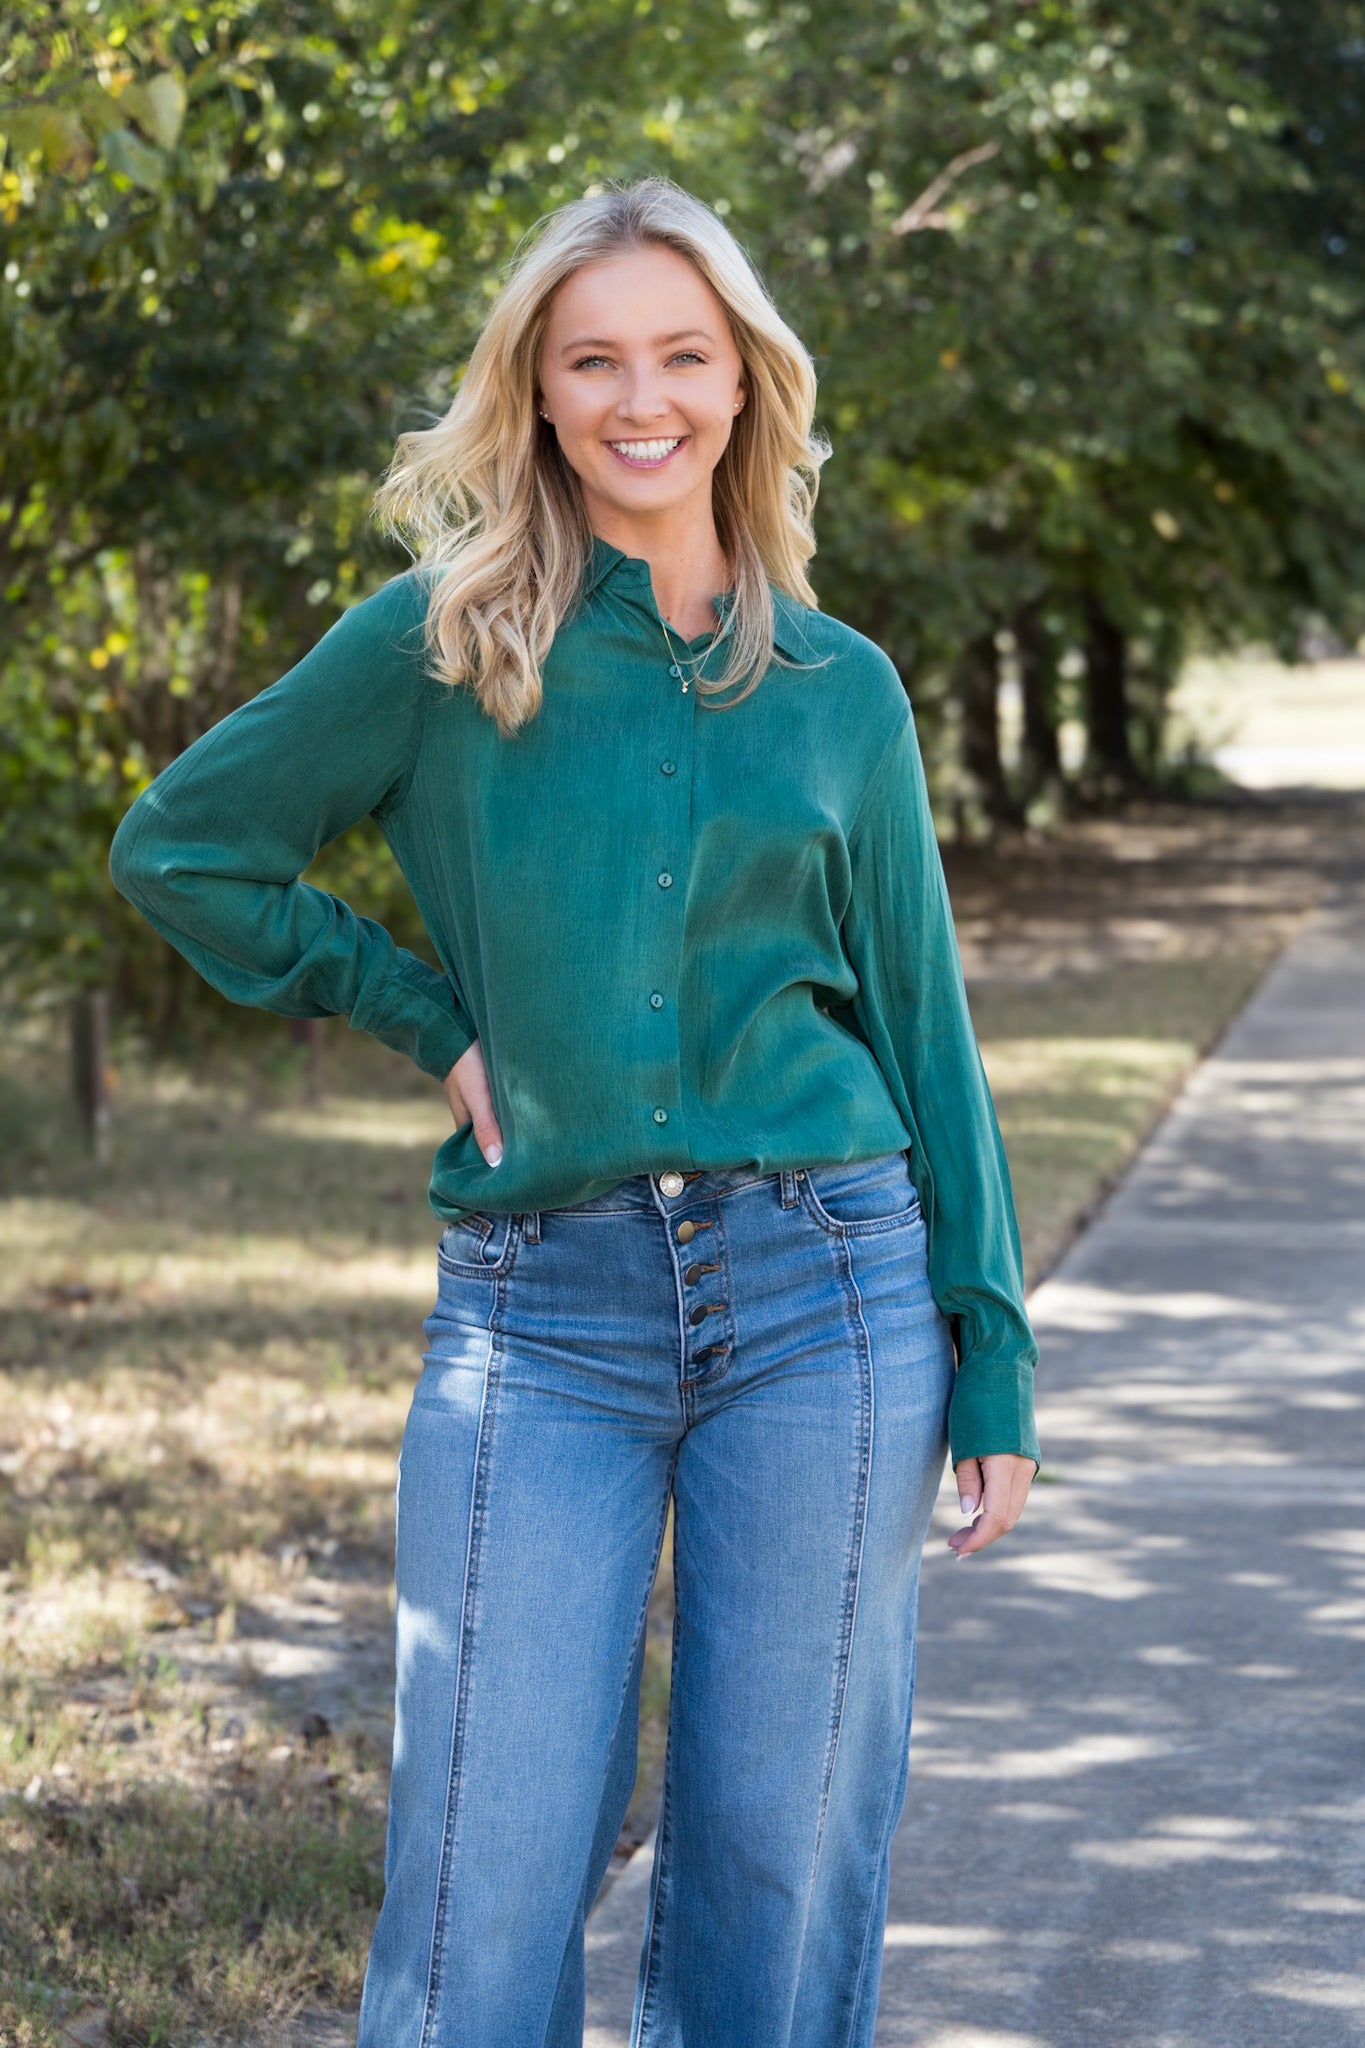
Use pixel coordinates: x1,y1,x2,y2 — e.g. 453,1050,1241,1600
357,1148,955,2048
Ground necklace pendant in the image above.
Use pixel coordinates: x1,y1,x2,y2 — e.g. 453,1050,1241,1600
681,679,690,694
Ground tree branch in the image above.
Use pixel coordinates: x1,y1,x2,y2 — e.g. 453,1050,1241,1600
890,140,1001,236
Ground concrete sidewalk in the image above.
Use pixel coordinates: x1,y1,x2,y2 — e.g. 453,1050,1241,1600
584,884,1365,2048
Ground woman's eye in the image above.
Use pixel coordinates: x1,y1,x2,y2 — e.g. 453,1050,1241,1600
569,351,706,370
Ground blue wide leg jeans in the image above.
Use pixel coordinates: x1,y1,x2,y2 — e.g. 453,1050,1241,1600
356,1150,955,2048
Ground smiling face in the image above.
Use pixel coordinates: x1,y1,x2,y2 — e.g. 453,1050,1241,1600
536,242,747,538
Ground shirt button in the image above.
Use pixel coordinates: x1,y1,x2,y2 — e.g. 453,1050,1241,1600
657,871,672,888
653,1107,669,1124
660,760,676,776
668,664,681,678
649,991,664,1009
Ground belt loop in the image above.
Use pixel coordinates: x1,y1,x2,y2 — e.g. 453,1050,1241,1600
779,1169,799,1209
522,1209,541,1244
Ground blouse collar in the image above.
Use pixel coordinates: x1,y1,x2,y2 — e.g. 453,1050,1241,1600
583,534,816,661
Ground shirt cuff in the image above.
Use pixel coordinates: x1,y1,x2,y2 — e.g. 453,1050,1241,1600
947,1353,1042,1473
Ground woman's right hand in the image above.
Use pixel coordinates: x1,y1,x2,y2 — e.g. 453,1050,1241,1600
442,1039,504,1168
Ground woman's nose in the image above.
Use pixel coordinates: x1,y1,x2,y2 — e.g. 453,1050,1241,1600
617,376,671,422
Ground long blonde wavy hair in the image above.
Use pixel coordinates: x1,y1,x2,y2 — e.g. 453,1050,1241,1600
370,175,831,737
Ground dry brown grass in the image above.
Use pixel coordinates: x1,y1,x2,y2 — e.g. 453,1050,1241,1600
0,1036,444,2046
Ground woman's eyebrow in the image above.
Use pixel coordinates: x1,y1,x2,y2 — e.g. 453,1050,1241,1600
559,328,715,352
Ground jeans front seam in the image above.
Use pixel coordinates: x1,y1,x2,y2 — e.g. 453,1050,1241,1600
802,1224,876,1914
841,1625,921,2048
417,1269,507,2048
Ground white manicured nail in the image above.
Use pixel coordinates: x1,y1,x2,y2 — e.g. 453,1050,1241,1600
485,1144,503,1166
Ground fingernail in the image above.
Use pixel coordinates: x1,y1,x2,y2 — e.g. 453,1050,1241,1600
959,1496,974,1515
485,1144,503,1167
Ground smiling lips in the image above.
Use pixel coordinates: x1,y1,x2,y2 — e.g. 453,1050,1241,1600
608,436,686,468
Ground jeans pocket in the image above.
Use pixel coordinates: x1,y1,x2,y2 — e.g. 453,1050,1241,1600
800,1152,923,1236
435,1208,520,1278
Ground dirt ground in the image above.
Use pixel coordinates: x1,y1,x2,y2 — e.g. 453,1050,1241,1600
3,786,1363,2046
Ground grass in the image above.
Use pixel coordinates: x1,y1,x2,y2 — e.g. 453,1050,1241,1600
0,1039,436,2047
2,788,1362,2045
2,1714,380,2047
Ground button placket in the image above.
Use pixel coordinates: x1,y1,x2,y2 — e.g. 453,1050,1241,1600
650,1180,733,1383
679,1208,732,1380
646,658,695,1150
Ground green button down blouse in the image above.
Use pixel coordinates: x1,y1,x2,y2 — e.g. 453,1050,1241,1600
108,535,1040,1471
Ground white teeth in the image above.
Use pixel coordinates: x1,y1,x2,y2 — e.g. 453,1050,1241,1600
610,438,682,461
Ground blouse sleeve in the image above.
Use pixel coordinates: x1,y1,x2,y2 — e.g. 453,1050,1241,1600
108,575,478,1084
840,703,1041,1473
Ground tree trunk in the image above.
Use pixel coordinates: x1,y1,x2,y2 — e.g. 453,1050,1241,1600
71,988,112,1163
289,1016,326,1102
954,629,1021,829
202,563,246,731
1014,602,1062,802
153,947,188,1056
131,541,183,769
1129,617,1184,782
1083,599,1138,788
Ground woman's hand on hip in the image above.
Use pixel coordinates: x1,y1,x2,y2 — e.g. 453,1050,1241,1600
947,1453,1036,1558
442,1040,504,1169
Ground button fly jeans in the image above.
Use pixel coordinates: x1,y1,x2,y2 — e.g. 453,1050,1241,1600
357,1150,955,2048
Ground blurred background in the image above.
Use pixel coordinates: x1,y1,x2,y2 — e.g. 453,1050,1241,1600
2,3,1364,2042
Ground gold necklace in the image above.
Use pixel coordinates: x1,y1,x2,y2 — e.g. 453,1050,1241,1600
657,612,717,695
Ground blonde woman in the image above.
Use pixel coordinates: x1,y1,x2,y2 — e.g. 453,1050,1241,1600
110,175,1039,2048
